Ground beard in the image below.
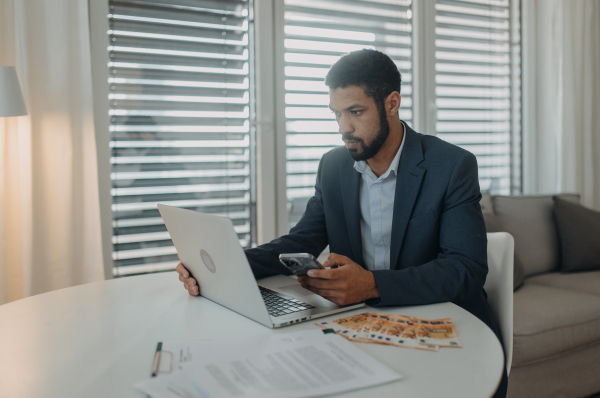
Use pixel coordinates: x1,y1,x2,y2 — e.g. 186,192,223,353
342,104,390,161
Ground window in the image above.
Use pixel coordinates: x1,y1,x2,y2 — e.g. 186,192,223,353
107,0,255,276
282,0,414,228
94,0,521,275
433,0,520,194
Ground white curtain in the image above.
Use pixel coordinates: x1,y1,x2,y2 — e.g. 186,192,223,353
523,0,600,210
0,0,104,304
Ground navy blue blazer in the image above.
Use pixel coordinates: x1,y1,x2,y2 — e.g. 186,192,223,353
245,124,498,334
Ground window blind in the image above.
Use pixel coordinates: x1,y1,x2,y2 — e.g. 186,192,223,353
434,0,520,193
107,0,255,276
283,0,414,229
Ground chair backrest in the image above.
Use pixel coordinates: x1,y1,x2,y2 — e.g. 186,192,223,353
484,232,515,375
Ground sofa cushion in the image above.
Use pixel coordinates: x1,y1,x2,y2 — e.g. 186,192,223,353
481,194,525,291
483,211,525,291
492,194,579,277
508,341,600,398
512,282,600,367
553,197,600,272
482,212,501,232
480,191,494,214
527,271,600,296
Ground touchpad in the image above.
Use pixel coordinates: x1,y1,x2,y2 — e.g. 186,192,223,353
276,283,314,297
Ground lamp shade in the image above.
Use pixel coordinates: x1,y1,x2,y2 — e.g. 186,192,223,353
0,66,27,117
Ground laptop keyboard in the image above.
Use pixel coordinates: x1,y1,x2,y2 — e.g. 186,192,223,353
259,286,315,317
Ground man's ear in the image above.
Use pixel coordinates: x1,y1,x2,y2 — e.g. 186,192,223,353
385,91,401,116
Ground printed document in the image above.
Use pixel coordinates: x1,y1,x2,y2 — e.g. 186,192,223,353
134,329,401,398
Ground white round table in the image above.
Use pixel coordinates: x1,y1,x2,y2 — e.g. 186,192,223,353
0,272,503,398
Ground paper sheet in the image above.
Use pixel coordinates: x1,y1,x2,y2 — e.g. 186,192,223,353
135,329,401,398
153,332,308,376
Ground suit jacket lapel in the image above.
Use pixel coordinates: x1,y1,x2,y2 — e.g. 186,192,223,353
390,126,426,270
339,156,364,267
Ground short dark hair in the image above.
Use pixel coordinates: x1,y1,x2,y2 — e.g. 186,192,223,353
324,49,401,108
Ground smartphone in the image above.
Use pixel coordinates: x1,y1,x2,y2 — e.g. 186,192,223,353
279,253,325,276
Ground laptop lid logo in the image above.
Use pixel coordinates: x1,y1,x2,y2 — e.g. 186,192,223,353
200,249,216,273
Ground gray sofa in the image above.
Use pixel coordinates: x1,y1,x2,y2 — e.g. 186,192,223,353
481,193,600,398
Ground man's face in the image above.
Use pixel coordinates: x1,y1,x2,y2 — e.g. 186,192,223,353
329,85,390,161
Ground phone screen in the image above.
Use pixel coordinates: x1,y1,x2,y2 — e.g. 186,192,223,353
279,254,323,276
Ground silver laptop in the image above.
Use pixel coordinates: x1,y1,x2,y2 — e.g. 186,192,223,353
158,204,365,328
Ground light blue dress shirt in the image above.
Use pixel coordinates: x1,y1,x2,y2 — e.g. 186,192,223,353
353,123,406,271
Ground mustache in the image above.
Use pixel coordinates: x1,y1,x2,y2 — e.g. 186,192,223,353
342,133,364,143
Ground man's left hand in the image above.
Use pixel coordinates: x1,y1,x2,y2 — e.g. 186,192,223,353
297,253,380,306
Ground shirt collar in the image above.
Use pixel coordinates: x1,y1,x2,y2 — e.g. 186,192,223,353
353,121,406,180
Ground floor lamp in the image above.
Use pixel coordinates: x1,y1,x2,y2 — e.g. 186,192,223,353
0,66,27,118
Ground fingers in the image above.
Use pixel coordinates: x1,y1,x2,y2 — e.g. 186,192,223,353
184,277,197,290
322,253,351,268
188,283,199,296
175,261,199,296
306,268,336,279
179,272,198,289
184,277,199,296
306,275,345,290
175,262,189,278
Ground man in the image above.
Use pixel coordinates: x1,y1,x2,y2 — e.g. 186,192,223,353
176,49,507,397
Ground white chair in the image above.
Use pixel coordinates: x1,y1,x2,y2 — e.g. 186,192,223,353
484,232,515,375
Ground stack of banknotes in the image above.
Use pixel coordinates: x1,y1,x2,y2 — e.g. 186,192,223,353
315,313,461,351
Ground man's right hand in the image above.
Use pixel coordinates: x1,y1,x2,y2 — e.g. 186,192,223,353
176,261,199,296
